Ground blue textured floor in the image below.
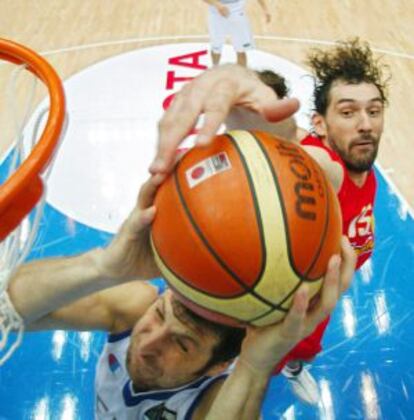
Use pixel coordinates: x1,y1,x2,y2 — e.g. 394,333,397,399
1,160,413,419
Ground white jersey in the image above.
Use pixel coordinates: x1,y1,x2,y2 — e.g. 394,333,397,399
95,330,228,419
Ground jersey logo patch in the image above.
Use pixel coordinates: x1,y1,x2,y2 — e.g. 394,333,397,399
348,204,374,239
145,403,177,419
108,353,121,373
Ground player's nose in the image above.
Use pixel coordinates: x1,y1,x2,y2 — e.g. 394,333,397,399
357,111,374,132
140,326,168,353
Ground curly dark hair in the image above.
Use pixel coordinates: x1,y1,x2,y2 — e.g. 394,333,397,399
307,38,390,115
256,69,289,99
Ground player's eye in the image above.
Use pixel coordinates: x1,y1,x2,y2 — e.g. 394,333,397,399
155,307,164,321
176,339,189,353
340,109,353,117
368,108,381,117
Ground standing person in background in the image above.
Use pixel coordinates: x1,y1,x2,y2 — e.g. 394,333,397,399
203,0,271,66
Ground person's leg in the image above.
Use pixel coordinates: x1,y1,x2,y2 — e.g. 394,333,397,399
207,7,224,66
236,52,247,67
282,360,320,406
211,51,222,66
285,360,303,372
228,5,254,67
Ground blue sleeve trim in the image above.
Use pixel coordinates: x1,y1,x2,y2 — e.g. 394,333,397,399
150,277,168,295
123,376,211,407
108,329,132,343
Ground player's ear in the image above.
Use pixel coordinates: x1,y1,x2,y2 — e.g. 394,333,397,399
312,113,327,138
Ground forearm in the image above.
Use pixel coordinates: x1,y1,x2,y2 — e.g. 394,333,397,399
7,248,117,325
205,360,271,420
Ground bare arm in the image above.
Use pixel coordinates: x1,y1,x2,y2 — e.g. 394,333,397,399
301,145,345,192
9,251,116,327
6,175,164,328
202,0,229,16
203,361,270,419
27,281,158,332
257,0,271,23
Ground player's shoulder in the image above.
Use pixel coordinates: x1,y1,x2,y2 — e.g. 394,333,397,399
300,137,344,192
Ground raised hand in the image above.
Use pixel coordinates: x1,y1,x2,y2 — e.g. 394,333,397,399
217,4,230,17
93,174,166,281
150,64,299,175
239,237,356,374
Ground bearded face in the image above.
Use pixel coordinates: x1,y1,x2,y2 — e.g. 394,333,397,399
327,128,380,173
316,81,384,174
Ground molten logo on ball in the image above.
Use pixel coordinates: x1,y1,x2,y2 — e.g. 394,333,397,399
275,141,324,221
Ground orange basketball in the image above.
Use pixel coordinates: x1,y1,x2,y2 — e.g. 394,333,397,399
151,130,342,326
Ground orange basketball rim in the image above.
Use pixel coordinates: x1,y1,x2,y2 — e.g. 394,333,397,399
0,38,65,241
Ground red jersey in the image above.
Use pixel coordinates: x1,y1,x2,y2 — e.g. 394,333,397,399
301,135,376,269
273,135,377,373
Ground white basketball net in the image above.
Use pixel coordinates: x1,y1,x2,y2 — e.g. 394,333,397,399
0,64,62,365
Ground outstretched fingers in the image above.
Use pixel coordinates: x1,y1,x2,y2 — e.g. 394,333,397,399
151,88,203,174
196,89,300,146
261,97,300,123
122,174,166,236
138,174,166,209
153,75,242,171
195,78,239,145
150,64,301,176
279,284,309,342
291,237,356,334
306,254,343,330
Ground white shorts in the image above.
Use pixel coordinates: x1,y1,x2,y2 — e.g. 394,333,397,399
208,0,254,54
